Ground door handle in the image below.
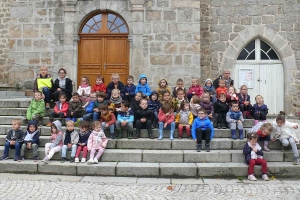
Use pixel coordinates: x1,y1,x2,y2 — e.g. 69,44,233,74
104,63,106,70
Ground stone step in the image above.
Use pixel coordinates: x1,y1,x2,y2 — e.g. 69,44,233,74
0,108,27,116
0,98,31,108
0,91,26,97
0,161,298,178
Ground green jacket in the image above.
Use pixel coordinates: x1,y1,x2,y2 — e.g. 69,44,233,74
26,99,45,120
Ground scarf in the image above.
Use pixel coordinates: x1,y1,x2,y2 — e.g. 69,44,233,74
248,142,263,160
58,77,67,89
228,109,241,120
240,93,247,101
24,130,38,142
92,130,105,145
80,83,89,88
79,130,90,137
204,85,214,92
110,96,123,104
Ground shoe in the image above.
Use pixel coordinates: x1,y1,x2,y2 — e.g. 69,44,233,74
116,129,122,139
263,141,270,151
148,129,154,139
231,129,237,140
87,158,94,164
151,125,154,129
205,144,210,152
61,157,66,163
70,157,75,163
46,103,50,109
21,156,25,161
293,156,299,165
222,123,227,129
40,157,49,164
134,129,140,139
75,158,80,163
33,156,38,161
46,122,52,127
14,156,21,161
179,137,182,140
217,124,221,129
94,158,98,164
196,144,201,152
262,174,269,181
81,158,86,163
248,174,257,181
110,133,115,139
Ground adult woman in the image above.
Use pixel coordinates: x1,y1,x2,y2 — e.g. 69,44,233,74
53,68,73,102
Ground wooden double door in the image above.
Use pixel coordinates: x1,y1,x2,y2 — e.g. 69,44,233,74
78,35,129,87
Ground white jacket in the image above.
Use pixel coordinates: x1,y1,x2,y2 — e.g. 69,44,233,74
77,86,91,97
271,120,299,144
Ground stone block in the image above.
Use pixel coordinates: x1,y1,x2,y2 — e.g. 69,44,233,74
171,1,200,8
163,11,176,21
284,150,300,162
268,162,300,177
178,10,193,22
163,42,178,54
184,150,231,163
160,163,197,177
150,55,172,65
230,150,284,162
197,163,248,177
177,23,200,33
0,160,37,173
146,10,161,21
117,139,171,150
0,108,26,116
210,138,232,150
262,16,275,24
100,149,142,162
77,162,116,176
143,150,183,162
38,161,77,175
11,7,33,18
0,116,25,125
0,100,18,108
116,162,159,177
153,22,167,33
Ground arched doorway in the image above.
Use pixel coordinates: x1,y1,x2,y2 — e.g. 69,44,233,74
78,12,129,86
234,38,284,115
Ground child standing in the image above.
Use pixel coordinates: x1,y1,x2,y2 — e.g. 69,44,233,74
99,104,116,139
175,101,193,139
21,121,40,161
213,93,229,129
125,75,136,102
67,93,84,123
243,133,269,181
61,120,79,163
248,122,273,151
253,95,268,125
215,79,227,98
91,75,106,93
148,91,160,127
135,99,154,139
172,78,186,97
82,92,96,121
75,121,91,163
93,92,108,121
87,121,108,164
200,92,214,121
203,78,217,104
135,74,151,98
190,95,201,118
47,93,69,126
158,103,175,140
0,119,24,161
226,86,239,107
238,85,253,119
192,108,214,152
187,77,203,100
106,73,126,99
226,102,244,140
272,111,299,165
33,66,53,109
41,120,63,164
116,100,134,139
77,76,91,107
26,91,45,125
157,78,171,100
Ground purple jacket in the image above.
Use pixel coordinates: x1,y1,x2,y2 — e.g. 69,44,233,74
200,100,214,115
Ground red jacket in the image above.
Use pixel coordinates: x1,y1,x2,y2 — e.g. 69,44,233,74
216,87,227,97
158,108,174,124
91,84,106,93
256,129,267,138
54,102,69,116
187,85,203,97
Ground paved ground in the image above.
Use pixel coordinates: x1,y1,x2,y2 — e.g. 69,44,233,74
0,174,299,200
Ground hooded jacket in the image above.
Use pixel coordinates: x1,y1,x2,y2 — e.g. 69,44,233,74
158,108,174,124
175,110,193,125
87,130,108,150
135,74,151,97
226,109,244,123
191,116,215,140
213,100,229,113
187,85,203,98
50,120,63,148
23,120,40,146
26,98,45,120
148,91,160,112
91,83,106,93
54,101,69,116
156,78,171,100
203,79,216,96
200,100,214,115
117,109,134,123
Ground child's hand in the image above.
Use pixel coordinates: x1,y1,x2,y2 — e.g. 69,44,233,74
27,142,32,149
105,124,109,128
208,114,212,118
293,125,298,129
271,139,276,142
82,90,85,95
121,121,127,126
57,88,61,92
238,120,242,123
164,122,168,129
67,143,72,148
10,141,15,145
71,111,74,115
165,112,169,116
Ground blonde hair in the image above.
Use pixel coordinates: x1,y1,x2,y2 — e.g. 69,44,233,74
93,121,101,129
12,119,21,126
192,95,201,104
255,95,263,101
112,88,120,95
192,77,200,84
111,73,120,80
260,122,273,134
228,86,237,93
40,66,48,71
81,76,90,85
65,120,74,126
240,85,248,93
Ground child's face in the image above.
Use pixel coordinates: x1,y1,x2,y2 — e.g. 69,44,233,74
112,76,119,84
184,104,190,111
127,78,133,85
81,78,87,85
96,78,103,85
151,94,157,101
250,138,257,147
140,100,148,110
40,67,48,76
94,125,101,132
51,126,57,134
135,93,142,101
160,80,167,87
100,110,107,115
277,120,284,127
198,111,207,119
192,80,198,86
90,95,97,102
67,123,74,131
163,93,170,101
256,96,263,104
120,104,129,112
261,129,270,136
206,81,212,87
34,92,42,101
11,121,20,131
80,127,88,133
97,96,104,102
219,96,226,102
177,81,184,88
176,91,185,100
228,87,234,95
241,87,248,95
112,91,120,98
140,78,146,85
72,95,79,102
60,96,66,103
202,95,210,102
219,81,225,87
231,104,239,112
28,125,36,132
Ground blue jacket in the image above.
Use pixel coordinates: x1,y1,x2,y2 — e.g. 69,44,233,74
117,109,134,123
253,104,268,115
135,74,151,96
23,120,40,146
191,116,214,140
126,84,136,96
85,101,95,113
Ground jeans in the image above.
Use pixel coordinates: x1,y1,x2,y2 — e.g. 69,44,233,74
42,87,52,103
281,137,299,157
21,143,38,157
4,141,22,157
93,112,100,121
83,113,93,121
61,144,77,158
102,122,114,133
115,121,133,130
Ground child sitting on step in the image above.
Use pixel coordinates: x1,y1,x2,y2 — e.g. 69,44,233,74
190,95,201,119
77,76,91,107
174,88,186,113
158,103,175,140
253,95,268,125
21,120,40,161
91,75,106,93
135,74,151,98
61,120,79,163
238,85,253,119
148,91,160,128
47,93,69,127
226,86,239,107
93,92,108,121
116,100,134,139
187,77,203,101
215,79,227,98
157,78,171,101
106,73,126,99
125,75,136,102
248,122,273,152
243,133,269,181
200,92,214,121
203,78,217,104
82,92,96,121
175,100,193,139
172,78,186,98
67,93,84,124
135,98,154,139
99,104,116,139
87,121,108,164
75,121,91,163
226,102,244,140
25,90,45,126
213,93,229,129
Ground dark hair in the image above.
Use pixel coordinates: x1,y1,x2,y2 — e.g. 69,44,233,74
140,98,148,104
96,92,106,98
98,104,108,111
176,88,185,95
247,132,257,140
192,95,201,104
136,91,143,96
218,79,225,84
231,101,239,107
92,121,101,129
34,91,42,95
161,103,171,113
58,68,66,74
59,93,67,99
180,100,189,110
162,90,171,97
218,93,226,99
96,75,104,83
72,92,79,97
197,108,207,114
80,120,90,129
121,100,130,108
276,111,286,123
177,78,183,83
127,75,134,81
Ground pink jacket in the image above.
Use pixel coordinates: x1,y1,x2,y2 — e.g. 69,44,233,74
187,85,203,97
51,131,63,147
158,108,175,124
87,130,108,150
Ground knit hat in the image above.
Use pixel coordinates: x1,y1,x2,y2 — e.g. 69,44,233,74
204,78,213,86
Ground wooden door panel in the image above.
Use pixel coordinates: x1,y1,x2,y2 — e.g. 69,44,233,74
80,40,102,63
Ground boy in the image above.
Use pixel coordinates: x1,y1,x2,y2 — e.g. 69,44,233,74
148,91,160,128
82,92,97,121
116,100,134,139
192,108,214,152
125,75,136,102
226,102,245,140
61,120,79,163
47,93,69,126
93,92,108,121
213,93,229,129
135,74,151,98
136,98,154,139
99,104,116,139
172,78,186,97
109,89,123,116
33,66,53,109
21,120,40,161
26,90,45,126
67,92,84,124
0,119,24,161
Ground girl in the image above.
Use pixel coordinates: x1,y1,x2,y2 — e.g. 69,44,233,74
238,85,253,119
106,73,126,99
41,120,63,164
157,78,171,100
148,91,159,128
172,78,186,97
87,121,108,164
130,92,142,113
109,88,123,115
53,68,73,102
190,95,201,119
175,100,193,139
136,98,154,139
215,79,227,98
187,77,203,100
248,122,273,151
226,86,239,107
160,91,176,112
99,104,116,139
200,92,214,121
47,93,69,127
75,121,91,163
243,133,269,181
203,78,217,104
272,111,299,165
253,95,268,125
77,76,91,107
91,75,106,93
174,88,186,112
158,103,175,140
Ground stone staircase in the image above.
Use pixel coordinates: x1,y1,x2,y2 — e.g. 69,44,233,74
0,98,299,178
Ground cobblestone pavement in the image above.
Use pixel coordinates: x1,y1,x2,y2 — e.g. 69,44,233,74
0,174,299,200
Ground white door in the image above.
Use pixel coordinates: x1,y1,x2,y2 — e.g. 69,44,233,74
234,64,284,115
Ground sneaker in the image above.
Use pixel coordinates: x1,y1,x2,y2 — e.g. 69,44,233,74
21,156,25,161
14,156,21,161
263,146,270,152
151,125,154,129
205,145,210,152
46,103,51,109
75,158,80,163
217,124,221,129
248,174,257,181
293,157,299,165
40,157,49,164
81,158,86,163
70,157,75,163
33,156,38,162
87,158,94,164
46,122,52,127
222,124,227,129
61,157,66,163
94,158,98,164
178,137,182,140
262,174,269,181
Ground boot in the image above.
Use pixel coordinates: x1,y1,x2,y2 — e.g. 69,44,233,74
196,144,201,152
231,129,237,140
170,129,174,140
128,130,133,139
134,129,140,139
254,120,258,125
110,133,115,139
158,130,163,140
148,129,154,139
116,129,122,139
205,143,210,152
239,129,244,140
263,141,270,151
